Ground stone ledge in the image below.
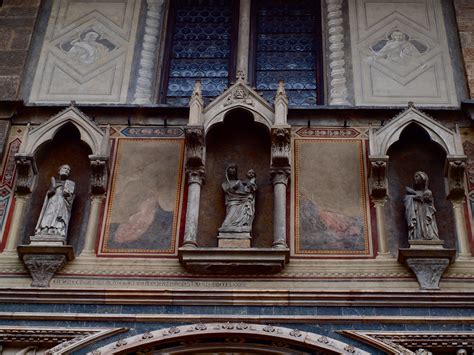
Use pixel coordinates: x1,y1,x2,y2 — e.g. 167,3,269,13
398,248,456,264
178,247,289,275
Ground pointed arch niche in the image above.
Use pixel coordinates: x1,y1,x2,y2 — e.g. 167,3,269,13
368,104,471,260
8,104,111,287
92,323,370,354
178,75,291,274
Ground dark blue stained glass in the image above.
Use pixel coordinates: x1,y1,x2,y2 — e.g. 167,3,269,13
258,34,315,52
166,0,232,106
256,52,316,71
169,59,228,78
256,0,320,107
256,71,316,90
167,77,228,98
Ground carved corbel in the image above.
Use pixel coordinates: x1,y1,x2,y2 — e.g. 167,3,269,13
369,156,389,200
446,157,467,201
185,126,205,169
271,127,291,168
89,157,109,195
14,154,37,194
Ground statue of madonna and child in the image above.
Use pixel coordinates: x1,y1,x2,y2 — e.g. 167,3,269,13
404,171,441,245
217,163,257,247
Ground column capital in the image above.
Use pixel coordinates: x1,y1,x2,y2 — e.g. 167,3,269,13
186,167,205,185
271,168,290,186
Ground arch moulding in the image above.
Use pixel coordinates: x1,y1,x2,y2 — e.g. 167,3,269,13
92,322,370,354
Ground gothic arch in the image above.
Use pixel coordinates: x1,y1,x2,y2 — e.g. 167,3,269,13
92,323,370,354
369,104,464,157
17,104,110,158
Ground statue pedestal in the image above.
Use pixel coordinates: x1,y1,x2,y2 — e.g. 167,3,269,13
29,234,66,246
217,231,251,248
399,241,455,290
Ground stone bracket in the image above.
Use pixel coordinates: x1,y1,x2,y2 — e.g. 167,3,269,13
368,155,388,199
14,154,37,194
398,248,455,290
271,127,291,168
89,155,109,195
445,156,467,200
17,245,75,287
178,247,290,275
185,126,206,169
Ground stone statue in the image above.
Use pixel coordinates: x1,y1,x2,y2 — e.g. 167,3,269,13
35,164,75,237
404,171,439,241
219,164,257,233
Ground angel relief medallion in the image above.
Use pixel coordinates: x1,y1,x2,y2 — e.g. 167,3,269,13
368,30,429,70
58,29,117,65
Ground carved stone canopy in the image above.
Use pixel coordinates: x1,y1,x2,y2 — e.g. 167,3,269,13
14,103,111,194
202,74,276,133
369,104,465,157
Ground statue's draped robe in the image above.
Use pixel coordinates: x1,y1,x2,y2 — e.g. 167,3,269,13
220,179,256,230
404,186,439,240
37,179,75,236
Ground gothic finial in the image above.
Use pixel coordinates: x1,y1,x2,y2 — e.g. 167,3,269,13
276,80,287,100
408,101,415,108
191,80,202,99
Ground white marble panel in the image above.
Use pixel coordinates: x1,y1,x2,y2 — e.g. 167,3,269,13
349,0,458,106
29,0,141,104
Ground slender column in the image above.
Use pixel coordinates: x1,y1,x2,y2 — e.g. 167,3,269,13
4,194,29,252
272,170,289,248
183,169,205,248
451,198,472,258
80,195,104,256
236,0,251,79
373,197,390,258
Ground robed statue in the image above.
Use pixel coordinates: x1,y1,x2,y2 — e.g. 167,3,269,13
35,164,75,237
404,171,439,241
219,164,257,233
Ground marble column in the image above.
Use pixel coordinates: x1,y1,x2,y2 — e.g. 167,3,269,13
236,0,251,79
80,195,105,256
4,194,29,253
183,169,205,248
451,198,472,258
272,169,289,248
373,197,390,258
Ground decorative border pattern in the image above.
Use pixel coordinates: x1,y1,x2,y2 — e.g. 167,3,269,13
92,323,369,355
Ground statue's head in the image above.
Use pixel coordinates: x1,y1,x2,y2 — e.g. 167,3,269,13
414,171,428,189
390,30,406,42
246,169,256,179
226,163,238,180
58,164,71,178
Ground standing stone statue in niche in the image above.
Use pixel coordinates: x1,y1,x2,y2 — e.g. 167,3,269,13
219,164,257,233
34,165,75,241
404,171,439,241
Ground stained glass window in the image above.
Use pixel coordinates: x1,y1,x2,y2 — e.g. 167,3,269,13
255,0,322,107
164,0,234,106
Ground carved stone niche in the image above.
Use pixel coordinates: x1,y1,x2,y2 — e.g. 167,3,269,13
178,75,290,275
369,104,466,288
15,103,110,287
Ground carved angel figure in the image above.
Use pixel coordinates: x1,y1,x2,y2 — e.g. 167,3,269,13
404,171,439,241
35,164,75,237
219,164,257,232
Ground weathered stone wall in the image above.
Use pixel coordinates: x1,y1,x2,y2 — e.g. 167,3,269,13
454,0,474,99
0,0,40,100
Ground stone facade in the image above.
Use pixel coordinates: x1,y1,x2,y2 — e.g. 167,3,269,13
0,1,472,353
454,0,474,98
0,0,40,100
